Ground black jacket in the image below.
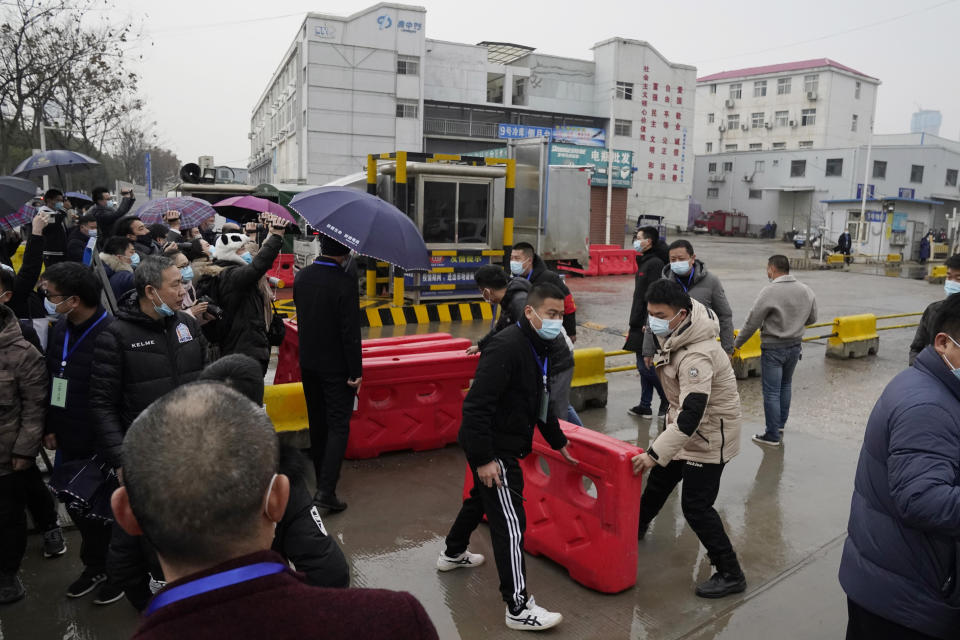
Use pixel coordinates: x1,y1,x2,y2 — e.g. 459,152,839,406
458,318,568,468
624,247,667,352
88,196,135,248
102,262,135,303
89,290,207,467
293,257,362,379
44,307,114,460
478,278,530,351
65,227,92,263
41,218,69,266
8,232,47,320
525,254,577,337
214,234,283,366
910,299,943,365
17,320,41,352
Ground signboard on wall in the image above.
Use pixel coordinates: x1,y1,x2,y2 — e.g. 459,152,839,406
898,187,915,199
549,143,633,188
856,183,875,199
497,124,553,139
552,126,606,147
865,210,886,223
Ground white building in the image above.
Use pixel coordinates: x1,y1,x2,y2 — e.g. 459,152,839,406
694,59,879,156
248,2,697,229
691,133,960,260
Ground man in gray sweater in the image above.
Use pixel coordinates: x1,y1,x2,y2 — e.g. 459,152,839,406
734,255,817,446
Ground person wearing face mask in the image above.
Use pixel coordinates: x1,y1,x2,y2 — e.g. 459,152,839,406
65,213,98,264
39,189,70,268
909,253,960,366
733,255,817,447
509,242,577,343
87,187,135,248
625,226,670,419
440,283,578,631
840,292,960,640
641,240,735,404
3,212,52,349
165,250,209,323
99,237,138,303
114,217,159,260
632,279,745,599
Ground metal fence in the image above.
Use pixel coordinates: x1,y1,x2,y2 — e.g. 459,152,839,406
423,118,498,139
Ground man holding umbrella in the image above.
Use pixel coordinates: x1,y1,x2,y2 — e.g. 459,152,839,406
294,235,361,513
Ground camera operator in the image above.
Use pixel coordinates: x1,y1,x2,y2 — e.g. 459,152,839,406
87,187,135,247
39,189,70,267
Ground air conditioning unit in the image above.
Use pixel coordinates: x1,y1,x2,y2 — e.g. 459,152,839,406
724,99,735,108
718,125,726,132
764,122,772,129
741,124,749,131
789,119,797,127
807,91,818,101
708,173,725,182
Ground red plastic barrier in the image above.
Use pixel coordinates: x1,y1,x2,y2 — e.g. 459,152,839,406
362,332,453,348
362,338,471,358
461,422,644,593
347,350,479,459
588,244,638,276
267,253,296,288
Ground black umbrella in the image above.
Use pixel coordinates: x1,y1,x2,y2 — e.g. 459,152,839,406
0,176,39,216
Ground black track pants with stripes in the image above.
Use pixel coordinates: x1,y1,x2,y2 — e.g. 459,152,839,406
445,457,528,610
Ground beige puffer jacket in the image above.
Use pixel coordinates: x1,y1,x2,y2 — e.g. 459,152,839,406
0,305,48,476
649,299,742,466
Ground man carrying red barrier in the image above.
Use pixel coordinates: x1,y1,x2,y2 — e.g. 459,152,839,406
632,279,746,599
439,283,578,631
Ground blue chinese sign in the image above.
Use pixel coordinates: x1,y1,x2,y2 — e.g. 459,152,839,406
891,212,908,232
497,124,553,139
898,187,915,199
552,126,606,147
856,183,875,199
864,210,886,223
549,143,634,188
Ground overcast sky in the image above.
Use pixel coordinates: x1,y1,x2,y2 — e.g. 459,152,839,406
119,0,960,169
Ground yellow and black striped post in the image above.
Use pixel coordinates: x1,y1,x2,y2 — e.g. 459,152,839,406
365,154,378,298
392,151,408,306
485,158,515,268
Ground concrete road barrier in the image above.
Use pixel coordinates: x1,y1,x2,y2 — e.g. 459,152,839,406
827,314,879,359
731,329,762,379
570,347,609,411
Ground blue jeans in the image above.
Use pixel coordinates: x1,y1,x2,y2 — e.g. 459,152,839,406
760,344,802,439
636,354,667,409
566,405,583,426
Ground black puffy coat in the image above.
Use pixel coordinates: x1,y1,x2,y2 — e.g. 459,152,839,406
458,317,568,468
88,196,134,248
213,233,283,368
624,246,667,352
525,254,577,337
44,307,114,461
8,232,47,321
478,278,530,351
89,290,207,467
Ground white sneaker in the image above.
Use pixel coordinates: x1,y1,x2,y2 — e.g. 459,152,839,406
436,549,485,572
505,595,563,631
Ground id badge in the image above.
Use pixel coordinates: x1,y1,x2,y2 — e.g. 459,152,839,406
538,389,550,422
51,376,68,408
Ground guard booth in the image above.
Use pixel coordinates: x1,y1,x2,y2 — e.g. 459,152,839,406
365,152,515,305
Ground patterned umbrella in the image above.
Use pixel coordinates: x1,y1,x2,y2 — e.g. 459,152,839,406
213,195,297,225
135,197,217,229
0,176,39,231
0,204,36,233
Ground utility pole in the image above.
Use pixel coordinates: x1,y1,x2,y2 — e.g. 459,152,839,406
605,87,614,246
39,123,49,191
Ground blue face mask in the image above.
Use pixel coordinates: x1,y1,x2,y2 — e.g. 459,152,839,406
130,252,141,268
44,296,70,318
532,310,563,340
180,266,194,283
633,239,646,252
510,260,525,276
240,252,253,265
87,228,97,238
670,260,692,276
945,280,960,297
151,291,175,317
54,202,64,211
649,310,683,337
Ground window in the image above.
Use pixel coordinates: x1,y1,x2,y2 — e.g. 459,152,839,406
616,81,634,100
825,158,843,177
790,160,806,177
801,108,816,126
729,83,742,99
614,119,632,137
798,141,813,148
725,144,738,151
755,160,765,173
487,73,504,103
751,112,765,128
851,114,858,132
753,80,767,97
749,143,762,150
707,187,719,198
727,113,740,129
772,142,786,149
708,162,718,173
710,84,717,94
873,160,887,179
774,110,789,127
947,169,958,187
705,142,713,153
804,74,819,93
395,100,418,118
707,113,715,124
777,77,791,95
397,55,419,75
749,189,763,199
512,77,528,106
422,180,491,244
855,81,861,99
910,164,924,183
723,161,734,172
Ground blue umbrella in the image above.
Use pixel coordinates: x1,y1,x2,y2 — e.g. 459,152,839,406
66,191,93,205
13,150,100,182
289,187,430,271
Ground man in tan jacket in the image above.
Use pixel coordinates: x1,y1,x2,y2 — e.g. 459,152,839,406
632,279,745,599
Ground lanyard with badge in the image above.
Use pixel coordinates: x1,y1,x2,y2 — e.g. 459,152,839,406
50,311,108,409
518,322,550,421
145,562,287,616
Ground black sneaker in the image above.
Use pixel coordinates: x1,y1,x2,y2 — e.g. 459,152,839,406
92,582,125,606
0,572,25,604
658,403,669,417
314,493,348,512
42,527,67,558
695,571,747,598
752,434,782,447
67,569,107,598
627,405,653,417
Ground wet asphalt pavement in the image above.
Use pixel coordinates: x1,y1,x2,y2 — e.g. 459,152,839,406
0,235,947,640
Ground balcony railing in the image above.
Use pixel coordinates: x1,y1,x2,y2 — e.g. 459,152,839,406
423,118,498,139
